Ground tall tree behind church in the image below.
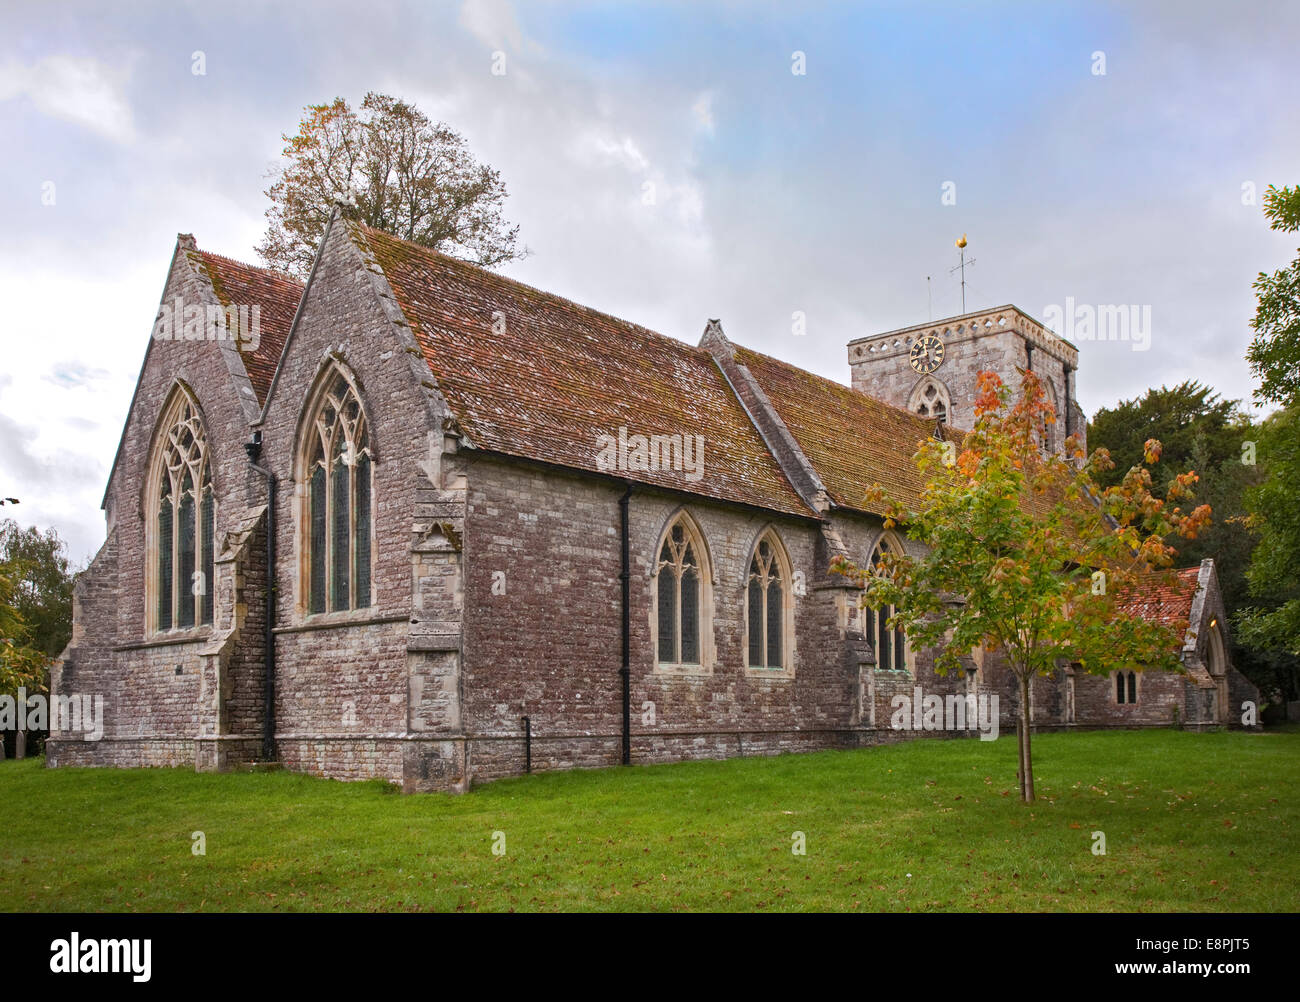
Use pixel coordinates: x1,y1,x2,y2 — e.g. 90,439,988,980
1239,184,1300,696
1087,382,1259,609
257,93,525,279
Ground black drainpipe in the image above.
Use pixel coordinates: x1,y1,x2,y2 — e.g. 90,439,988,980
619,482,633,766
1024,339,1034,372
1063,362,1074,441
245,431,277,762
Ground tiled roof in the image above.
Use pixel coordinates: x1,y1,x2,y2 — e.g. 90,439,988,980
1116,566,1202,630
194,250,302,406
733,344,949,514
357,224,816,518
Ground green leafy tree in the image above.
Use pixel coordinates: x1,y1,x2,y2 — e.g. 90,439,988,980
0,520,76,659
1238,406,1300,669
257,93,526,279
0,520,78,758
1238,183,1300,681
1087,381,1251,496
1246,184,1300,406
0,561,45,698
832,370,1211,802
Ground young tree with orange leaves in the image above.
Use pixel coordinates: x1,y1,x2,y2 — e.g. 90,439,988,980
832,369,1211,802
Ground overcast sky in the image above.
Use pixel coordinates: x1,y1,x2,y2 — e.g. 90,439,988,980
2,0,1297,566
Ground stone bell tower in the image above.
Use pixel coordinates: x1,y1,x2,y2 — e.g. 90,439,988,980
846,304,1086,455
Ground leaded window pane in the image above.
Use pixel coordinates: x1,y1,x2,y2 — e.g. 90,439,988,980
200,486,214,625
157,489,173,631
747,577,763,667
1127,672,1137,704
766,579,782,668
310,463,327,614
877,607,892,670
657,566,676,662
331,444,350,611
680,566,699,663
177,473,195,629
354,453,371,609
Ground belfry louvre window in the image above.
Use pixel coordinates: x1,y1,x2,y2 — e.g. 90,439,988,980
747,531,790,670
656,518,705,666
151,392,214,632
912,378,949,423
304,371,372,614
867,533,908,672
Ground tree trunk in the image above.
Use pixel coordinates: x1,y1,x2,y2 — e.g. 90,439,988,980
1018,673,1035,803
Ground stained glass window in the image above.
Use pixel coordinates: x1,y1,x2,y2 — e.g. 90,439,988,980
867,534,908,672
747,534,789,670
655,517,705,666
151,392,214,632
304,370,372,615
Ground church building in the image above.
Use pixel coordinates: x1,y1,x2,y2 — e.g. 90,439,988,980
47,209,1259,791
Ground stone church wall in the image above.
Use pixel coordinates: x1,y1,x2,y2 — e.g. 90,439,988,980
47,225,1259,791
460,455,854,780
254,218,453,786
49,241,270,767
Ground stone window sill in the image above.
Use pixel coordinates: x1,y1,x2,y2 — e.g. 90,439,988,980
652,663,713,679
117,628,213,651
744,666,795,681
278,610,407,634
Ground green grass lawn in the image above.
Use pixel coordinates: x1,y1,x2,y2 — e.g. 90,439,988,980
1,728,1296,912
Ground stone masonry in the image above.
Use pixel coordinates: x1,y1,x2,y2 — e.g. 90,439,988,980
47,211,1259,791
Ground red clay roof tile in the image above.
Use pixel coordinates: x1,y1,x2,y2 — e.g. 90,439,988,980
733,344,950,514
357,224,816,518
1116,566,1202,630
194,250,302,407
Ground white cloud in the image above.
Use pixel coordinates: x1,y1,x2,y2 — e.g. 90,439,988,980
0,54,136,143
692,91,715,135
457,0,527,52
571,131,651,173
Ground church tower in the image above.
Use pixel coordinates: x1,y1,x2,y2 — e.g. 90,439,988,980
846,304,1086,455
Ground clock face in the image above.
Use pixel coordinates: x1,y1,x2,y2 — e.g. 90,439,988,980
909,334,945,374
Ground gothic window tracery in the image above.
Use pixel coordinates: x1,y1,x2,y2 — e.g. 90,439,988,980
910,377,950,424
654,514,713,668
302,368,373,615
150,390,214,632
747,530,793,671
866,532,908,673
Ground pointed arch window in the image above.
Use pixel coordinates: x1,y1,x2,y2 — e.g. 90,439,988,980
1115,670,1138,704
302,369,372,614
910,378,950,424
150,392,215,632
747,530,793,671
654,514,713,669
867,532,908,673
